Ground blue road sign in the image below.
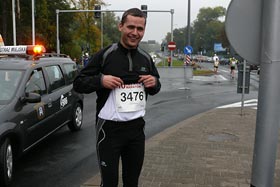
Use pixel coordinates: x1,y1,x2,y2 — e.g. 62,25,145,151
184,45,193,55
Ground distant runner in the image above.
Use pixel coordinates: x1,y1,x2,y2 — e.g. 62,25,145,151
229,57,238,79
213,54,219,74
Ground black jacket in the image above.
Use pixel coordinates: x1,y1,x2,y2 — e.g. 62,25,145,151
73,42,161,118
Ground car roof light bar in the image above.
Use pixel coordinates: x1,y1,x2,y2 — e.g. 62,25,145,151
0,45,46,56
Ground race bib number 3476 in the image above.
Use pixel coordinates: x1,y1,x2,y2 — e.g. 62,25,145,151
115,83,146,112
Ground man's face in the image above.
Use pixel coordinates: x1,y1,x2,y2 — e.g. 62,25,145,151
118,15,146,49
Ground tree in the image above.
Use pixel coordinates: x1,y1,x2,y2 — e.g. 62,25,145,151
164,27,188,54
0,0,74,49
0,1,132,59
66,0,120,58
35,0,50,47
164,6,228,56
102,11,120,46
0,0,10,44
192,6,227,55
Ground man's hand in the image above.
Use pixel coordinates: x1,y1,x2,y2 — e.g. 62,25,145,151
102,75,124,89
138,75,156,88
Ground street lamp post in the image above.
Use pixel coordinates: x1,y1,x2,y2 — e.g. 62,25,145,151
101,4,111,49
87,0,90,53
170,9,174,66
32,0,35,45
12,0,17,45
187,0,191,46
101,12,103,49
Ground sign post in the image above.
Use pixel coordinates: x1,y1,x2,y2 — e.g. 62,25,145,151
179,45,193,91
167,41,176,67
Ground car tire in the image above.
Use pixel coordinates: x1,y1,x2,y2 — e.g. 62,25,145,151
68,103,83,132
0,138,13,187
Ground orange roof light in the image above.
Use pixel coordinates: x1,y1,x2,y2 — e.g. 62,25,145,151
27,45,46,55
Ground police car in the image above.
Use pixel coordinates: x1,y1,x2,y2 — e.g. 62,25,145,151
0,45,84,186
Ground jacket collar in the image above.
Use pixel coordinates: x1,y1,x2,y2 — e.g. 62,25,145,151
118,42,138,55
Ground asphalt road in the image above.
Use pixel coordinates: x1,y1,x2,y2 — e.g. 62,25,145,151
11,65,259,187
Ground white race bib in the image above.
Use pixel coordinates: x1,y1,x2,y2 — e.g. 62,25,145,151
115,83,146,112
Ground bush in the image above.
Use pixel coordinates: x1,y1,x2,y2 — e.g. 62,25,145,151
156,59,184,67
193,69,215,76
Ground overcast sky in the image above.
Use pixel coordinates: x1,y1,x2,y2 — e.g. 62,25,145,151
103,0,231,43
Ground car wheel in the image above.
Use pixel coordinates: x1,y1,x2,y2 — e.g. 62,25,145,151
68,103,83,132
0,138,13,187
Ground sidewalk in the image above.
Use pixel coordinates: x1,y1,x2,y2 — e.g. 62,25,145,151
81,107,280,187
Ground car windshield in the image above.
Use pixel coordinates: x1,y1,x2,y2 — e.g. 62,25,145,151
0,70,23,102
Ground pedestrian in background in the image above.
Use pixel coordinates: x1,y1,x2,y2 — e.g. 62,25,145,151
73,8,161,187
73,58,83,71
229,57,238,79
167,56,171,67
213,54,219,74
83,53,89,67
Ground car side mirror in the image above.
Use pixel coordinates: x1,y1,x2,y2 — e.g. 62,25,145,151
24,92,41,103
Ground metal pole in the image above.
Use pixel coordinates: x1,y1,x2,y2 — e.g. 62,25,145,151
183,0,191,92
251,0,280,186
170,9,174,66
187,0,191,45
240,60,246,115
32,0,35,45
101,12,103,49
170,9,174,41
12,0,16,45
87,0,90,53
56,10,60,54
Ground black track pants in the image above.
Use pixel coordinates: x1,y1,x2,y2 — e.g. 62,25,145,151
96,117,145,187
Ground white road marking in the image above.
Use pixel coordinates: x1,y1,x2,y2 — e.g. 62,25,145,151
191,75,228,81
217,99,258,109
219,69,229,73
218,75,227,80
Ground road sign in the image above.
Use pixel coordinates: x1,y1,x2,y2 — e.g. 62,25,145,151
237,63,250,94
168,41,176,51
225,0,262,63
184,45,193,55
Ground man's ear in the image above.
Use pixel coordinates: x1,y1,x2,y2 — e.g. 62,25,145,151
118,23,122,32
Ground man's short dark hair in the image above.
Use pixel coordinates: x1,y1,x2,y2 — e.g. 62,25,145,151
121,8,147,25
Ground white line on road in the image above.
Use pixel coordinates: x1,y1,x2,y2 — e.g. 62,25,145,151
218,75,227,80
217,99,258,109
191,74,228,81
219,69,229,73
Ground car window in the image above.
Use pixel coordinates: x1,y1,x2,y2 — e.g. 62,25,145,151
25,68,47,96
45,65,65,92
0,70,22,102
63,63,78,84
